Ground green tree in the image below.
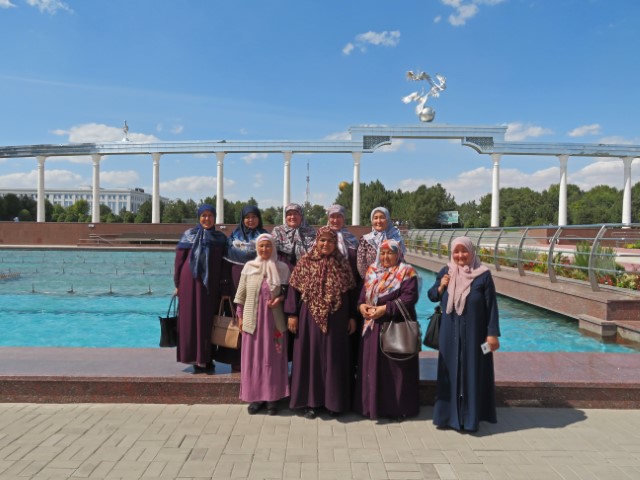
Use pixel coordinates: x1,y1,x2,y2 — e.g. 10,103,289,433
2,193,21,220
134,200,153,223
305,203,328,226
570,185,621,224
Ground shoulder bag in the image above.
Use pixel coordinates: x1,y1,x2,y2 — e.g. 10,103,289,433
211,295,241,349
379,298,421,360
159,294,178,348
423,305,441,350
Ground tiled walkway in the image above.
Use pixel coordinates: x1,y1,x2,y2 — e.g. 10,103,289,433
1,403,639,479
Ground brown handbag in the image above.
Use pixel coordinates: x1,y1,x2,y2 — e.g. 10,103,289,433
211,296,241,349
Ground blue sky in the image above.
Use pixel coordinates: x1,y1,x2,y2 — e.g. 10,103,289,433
1,0,639,210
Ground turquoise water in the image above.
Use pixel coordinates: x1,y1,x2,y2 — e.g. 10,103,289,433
0,249,638,352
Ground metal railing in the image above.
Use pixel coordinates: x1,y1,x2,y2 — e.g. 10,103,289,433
404,224,640,295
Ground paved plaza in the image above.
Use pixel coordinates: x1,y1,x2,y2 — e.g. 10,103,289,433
1,403,639,480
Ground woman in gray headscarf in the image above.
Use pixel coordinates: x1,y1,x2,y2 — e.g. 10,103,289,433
356,206,405,279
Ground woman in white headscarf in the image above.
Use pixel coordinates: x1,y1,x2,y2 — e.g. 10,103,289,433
427,236,500,432
234,233,291,415
356,206,405,279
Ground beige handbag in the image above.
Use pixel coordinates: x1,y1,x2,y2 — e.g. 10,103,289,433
211,296,241,349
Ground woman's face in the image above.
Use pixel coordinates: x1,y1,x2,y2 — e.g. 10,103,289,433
316,234,337,256
328,213,345,230
286,210,302,228
379,248,399,268
452,244,471,267
243,212,259,230
199,210,215,230
371,211,388,232
257,240,273,260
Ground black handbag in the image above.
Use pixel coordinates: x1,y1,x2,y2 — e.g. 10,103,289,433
423,305,441,350
159,295,178,347
379,299,421,360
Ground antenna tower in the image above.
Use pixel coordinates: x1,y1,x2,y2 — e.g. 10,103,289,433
305,159,310,207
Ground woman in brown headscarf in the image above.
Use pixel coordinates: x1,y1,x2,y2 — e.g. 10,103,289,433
287,226,358,419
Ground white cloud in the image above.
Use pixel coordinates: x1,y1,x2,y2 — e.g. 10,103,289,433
342,30,400,56
0,0,16,9
241,152,268,164
324,130,351,141
101,170,139,187
47,155,93,165
598,135,637,145
239,128,249,135
253,173,264,188
52,123,159,143
170,124,184,134
504,122,553,141
440,0,506,27
568,124,601,137
0,169,84,188
26,0,72,14
434,15,442,23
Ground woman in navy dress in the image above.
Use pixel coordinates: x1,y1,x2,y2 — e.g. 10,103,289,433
428,236,500,432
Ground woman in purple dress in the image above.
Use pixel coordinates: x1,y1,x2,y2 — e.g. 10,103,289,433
356,206,405,279
287,226,358,419
355,239,420,421
218,204,269,371
272,203,316,269
174,204,227,374
234,234,290,415
427,236,500,432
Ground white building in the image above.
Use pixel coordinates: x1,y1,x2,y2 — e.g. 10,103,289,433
0,187,167,214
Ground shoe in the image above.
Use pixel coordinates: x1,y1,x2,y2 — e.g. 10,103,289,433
266,402,278,415
326,409,340,417
231,364,241,373
303,407,317,420
205,361,215,373
192,365,206,374
248,402,265,415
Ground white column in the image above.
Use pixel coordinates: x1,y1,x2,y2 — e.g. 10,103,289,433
216,152,225,224
622,156,634,226
490,153,501,228
91,154,102,223
352,152,362,225
557,155,569,226
282,151,292,221
36,156,46,222
152,153,161,224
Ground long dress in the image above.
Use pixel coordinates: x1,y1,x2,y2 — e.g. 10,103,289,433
354,276,420,420
237,280,290,402
428,266,500,431
174,243,225,367
356,238,377,279
288,290,355,413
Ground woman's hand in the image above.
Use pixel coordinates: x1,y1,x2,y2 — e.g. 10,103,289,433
347,318,356,335
174,287,178,296
438,274,450,295
370,304,386,320
268,295,284,309
486,335,500,352
288,316,298,335
237,315,243,331
359,303,376,319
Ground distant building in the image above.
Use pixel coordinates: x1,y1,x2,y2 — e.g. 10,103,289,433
0,187,167,214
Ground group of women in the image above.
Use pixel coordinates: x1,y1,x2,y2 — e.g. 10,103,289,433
174,202,501,432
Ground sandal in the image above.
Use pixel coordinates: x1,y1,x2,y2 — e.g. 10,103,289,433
266,401,278,416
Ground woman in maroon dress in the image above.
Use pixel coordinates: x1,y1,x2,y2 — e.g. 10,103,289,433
174,204,227,373
355,239,420,420
287,226,358,419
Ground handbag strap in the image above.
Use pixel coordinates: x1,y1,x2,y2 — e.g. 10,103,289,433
394,298,413,323
218,295,236,320
167,294,177,317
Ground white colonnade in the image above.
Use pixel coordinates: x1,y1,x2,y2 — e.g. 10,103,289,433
4,124,639,226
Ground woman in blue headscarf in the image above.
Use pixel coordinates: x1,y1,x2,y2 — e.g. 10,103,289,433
218,204,269,371
356,206,405,279
174,204,227,374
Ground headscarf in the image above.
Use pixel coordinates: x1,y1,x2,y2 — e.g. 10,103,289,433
326,204,358,257
242,233,290,294
361,206,405,264
289,226,356,334
446,236,489,315
362,239,417,334
272,203,316,263
176,204,227,289
224,205,268,265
